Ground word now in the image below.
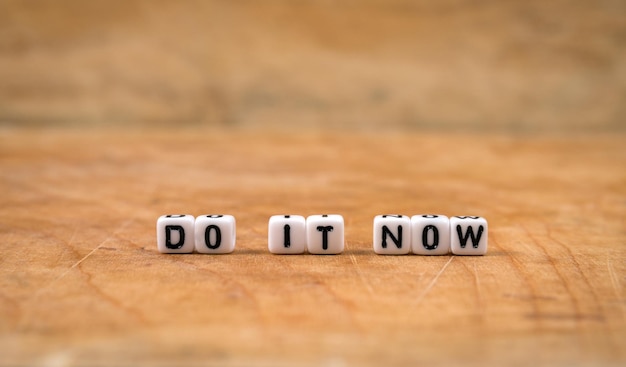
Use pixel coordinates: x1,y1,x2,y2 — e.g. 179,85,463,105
372,215,487,255
157,214,488,255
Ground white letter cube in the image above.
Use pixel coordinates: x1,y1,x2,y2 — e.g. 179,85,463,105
411,214,451,255
156,214,195,253
450,216,488,255
194,214,236,254
373,215,411,255
306,214,344,254
268,215,306,254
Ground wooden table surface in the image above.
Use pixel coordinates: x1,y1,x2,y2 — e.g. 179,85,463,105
0,127,624,366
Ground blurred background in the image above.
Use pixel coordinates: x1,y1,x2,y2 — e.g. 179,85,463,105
0,0,624,132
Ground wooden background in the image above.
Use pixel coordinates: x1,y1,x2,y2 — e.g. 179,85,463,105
1,129,624,366
0,0,624,132
0,1,625,366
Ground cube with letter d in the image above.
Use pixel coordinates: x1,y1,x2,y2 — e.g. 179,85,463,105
156,214,195,253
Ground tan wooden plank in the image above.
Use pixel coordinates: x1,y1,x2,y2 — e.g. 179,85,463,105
0,128,624,366
0,1,623,132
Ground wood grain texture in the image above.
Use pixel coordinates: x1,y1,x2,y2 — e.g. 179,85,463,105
1,0,624,132
0,127,624,366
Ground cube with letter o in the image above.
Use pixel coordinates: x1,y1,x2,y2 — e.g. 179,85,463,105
194,214,236,254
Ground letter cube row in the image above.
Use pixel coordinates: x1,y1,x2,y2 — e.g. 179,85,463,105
157,214,486,256
268,214,344,254
373,215,487,255
156,214,236,254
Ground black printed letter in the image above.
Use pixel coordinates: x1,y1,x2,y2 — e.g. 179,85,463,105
382,225,403,249
204,225,222,249
283,224,291,248
165,225,185,249
456,225,484,248
421,225,439,250
316,226,334,250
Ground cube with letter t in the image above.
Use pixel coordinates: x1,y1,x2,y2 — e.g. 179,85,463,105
306,214,344,254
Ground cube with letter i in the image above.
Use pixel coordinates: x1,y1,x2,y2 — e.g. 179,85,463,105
268,215,306,254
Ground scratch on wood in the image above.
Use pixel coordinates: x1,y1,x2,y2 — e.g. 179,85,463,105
82,266,149,325
177,258,265,325
16,217,139,330
349,253,374,297
521,224,582,323
545,224,607,326
414,256,454,306
57,225,78,264
524,312,605,322
606,252,625,322
36,217,135,296
473,262,484,318
494,230,540,319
